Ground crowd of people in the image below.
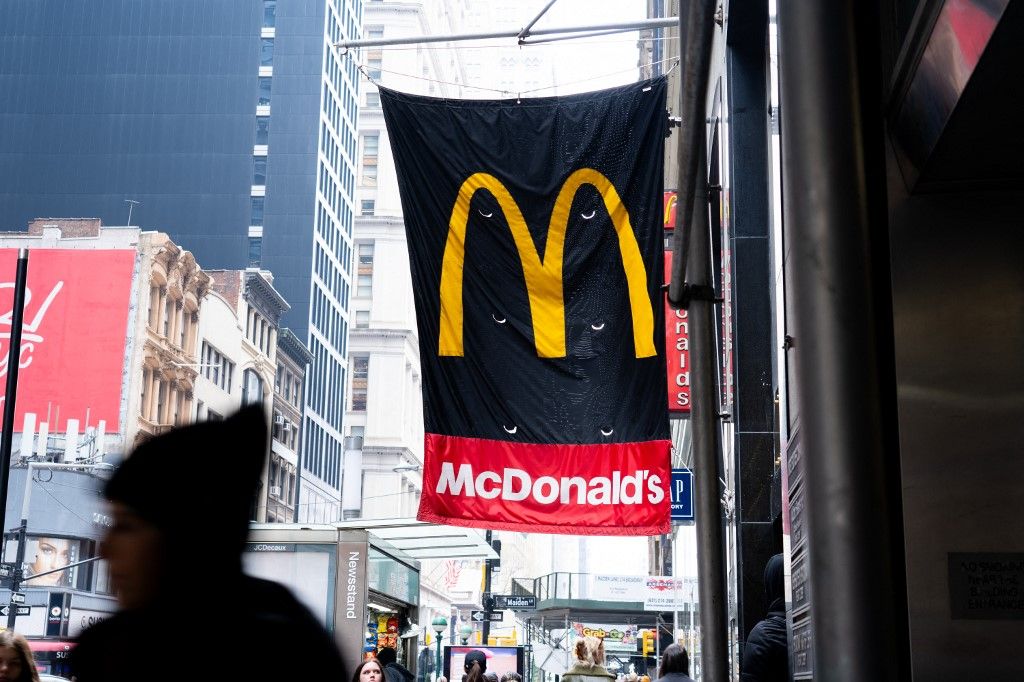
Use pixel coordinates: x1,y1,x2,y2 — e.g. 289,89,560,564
0,407,779,681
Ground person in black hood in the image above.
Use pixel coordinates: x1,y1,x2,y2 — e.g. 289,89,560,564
71,405,347,681
377,646,416,682
741,553,790,681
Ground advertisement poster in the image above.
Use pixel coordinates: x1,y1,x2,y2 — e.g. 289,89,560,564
0,249,135,432
569,622,638,652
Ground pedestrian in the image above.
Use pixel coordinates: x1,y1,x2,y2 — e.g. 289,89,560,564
484,672,499,682
355,659,385,682
70,405,348,682
0,630,39,682
654,644,694,682
377,646,415,682
500,672,522,682
463,650,488,682
561,636,616,682
741,553,790,681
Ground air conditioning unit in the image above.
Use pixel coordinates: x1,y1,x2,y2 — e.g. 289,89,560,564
273,414,285,426
282,418,292,432
269,485,282,497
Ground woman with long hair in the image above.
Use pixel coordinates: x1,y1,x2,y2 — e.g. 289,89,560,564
353,658,384,682
655,644,694,682
463,650,488,682
0,630,40,682
561,636,615,682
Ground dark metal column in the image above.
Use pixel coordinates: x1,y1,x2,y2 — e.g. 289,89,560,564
686,142,729,682
776,2,908,679
0,250,29,537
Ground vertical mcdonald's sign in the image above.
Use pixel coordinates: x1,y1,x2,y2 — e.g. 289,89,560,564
664,251,691,415
663,191,678,232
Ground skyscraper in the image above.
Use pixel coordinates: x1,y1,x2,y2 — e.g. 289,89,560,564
0,0,362,521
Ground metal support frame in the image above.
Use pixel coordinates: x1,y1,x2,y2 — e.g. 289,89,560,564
335,17,677,49
777,1,908,679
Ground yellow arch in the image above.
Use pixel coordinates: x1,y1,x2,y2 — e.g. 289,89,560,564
439,169,655,359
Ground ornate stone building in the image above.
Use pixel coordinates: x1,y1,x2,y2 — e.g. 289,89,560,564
134,235,211,444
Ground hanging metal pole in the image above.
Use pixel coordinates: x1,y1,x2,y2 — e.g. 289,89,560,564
517,0,561,40
776,1,908,680
335,17,677,49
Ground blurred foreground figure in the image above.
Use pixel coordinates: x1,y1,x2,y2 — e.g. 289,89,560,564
71,406,346,681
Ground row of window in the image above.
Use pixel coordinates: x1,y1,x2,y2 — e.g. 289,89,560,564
201,341,235,392
306,332,347,429
312,287,346,378
314,238,349,311
360,132,378,186
303,417,342,489
246,307,274,357
249,1,277,266
350,354,368,411
276,364,303,409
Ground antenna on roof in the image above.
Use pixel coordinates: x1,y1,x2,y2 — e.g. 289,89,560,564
125,199,140,227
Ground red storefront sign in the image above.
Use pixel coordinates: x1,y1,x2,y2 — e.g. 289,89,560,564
664,251,691,415
0,249,136,432
418,433,671,535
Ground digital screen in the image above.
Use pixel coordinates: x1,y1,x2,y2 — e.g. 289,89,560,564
445,646,523,681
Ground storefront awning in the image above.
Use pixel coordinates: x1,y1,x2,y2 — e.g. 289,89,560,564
334,518,499,560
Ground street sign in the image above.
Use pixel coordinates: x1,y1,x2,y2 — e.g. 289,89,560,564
487,612,504,622
0,606,31,617
470,610,485,623
671,468,694,523
9,593,25,604
494,594,537,610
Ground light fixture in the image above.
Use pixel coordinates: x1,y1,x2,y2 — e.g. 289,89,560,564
431,616,448,634
367,601,394,612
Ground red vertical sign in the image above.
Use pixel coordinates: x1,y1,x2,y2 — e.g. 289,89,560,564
664,251,691,415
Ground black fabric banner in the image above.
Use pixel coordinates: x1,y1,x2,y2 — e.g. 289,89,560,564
380,79,671,534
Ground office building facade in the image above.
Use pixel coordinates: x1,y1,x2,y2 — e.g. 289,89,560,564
0,0,363,521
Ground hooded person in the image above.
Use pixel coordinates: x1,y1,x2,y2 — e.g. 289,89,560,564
377,646,415,682
740,553,790,682
561,636,616,682
71,405,347,681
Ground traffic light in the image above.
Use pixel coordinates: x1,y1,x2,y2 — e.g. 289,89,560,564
642,629,655,656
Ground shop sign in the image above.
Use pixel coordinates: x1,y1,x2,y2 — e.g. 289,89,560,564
590,574,693,611
569,622,638,652
664,252,691,415
337,533,369,668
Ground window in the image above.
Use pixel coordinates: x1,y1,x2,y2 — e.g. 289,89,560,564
360,134,379,187
256,117,270,145
263,0,277,27
355,310,369,328
251,197,265,225
367,52,382,79
366,91,380,108
261,38,275,66
361,199,375,216
351,356,368,411
248,237,262,266
201,341,235,392
358,242,374,266
357,274,372,298
254,157,267,185
242,369,264,406
258,77,272,106
365,25,384,39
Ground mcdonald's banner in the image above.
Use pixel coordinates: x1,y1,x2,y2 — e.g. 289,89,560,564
380,78,671,535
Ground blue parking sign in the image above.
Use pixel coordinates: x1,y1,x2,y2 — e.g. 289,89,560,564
671,468,694,523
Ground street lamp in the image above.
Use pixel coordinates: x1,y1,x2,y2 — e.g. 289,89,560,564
432,616,448,681
459,623,473,645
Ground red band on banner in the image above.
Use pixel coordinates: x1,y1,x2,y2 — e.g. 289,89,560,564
417,433,672,535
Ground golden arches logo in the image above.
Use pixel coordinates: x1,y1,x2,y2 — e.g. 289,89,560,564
438,168,656,359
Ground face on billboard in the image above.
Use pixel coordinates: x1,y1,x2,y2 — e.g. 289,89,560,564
0,249,136,433
24,537,75,587
449,647,519,681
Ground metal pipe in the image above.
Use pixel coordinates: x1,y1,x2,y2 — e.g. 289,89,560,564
0,249,28,558
686,142,729,681
667,0,716,308
776,1,907,679
335,17,678,49
518,0,561,40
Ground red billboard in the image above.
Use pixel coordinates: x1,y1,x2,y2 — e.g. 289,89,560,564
0,249,136,432
664,251,691,415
